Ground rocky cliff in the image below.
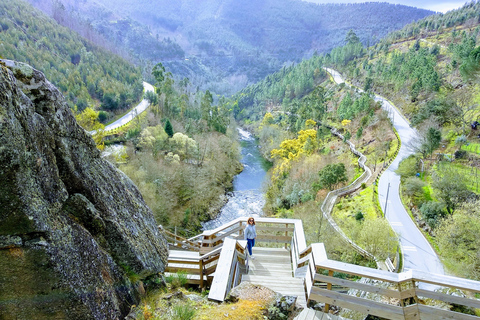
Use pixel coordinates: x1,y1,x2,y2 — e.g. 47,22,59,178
0,59,168,319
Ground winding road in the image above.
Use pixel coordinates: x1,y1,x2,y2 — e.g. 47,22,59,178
104,82,155,131
325,68,444,277
90,82,154,134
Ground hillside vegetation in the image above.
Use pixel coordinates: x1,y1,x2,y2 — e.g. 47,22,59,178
0,0,143,120
100,63,241,237
229,37,398,265
25,0,434,95
234,1,480,278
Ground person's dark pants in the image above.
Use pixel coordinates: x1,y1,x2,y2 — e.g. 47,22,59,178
247,238,255,256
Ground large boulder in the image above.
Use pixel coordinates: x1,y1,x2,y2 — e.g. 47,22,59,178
0,60,168,319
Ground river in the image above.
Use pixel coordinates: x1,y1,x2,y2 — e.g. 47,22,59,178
202,128,271,230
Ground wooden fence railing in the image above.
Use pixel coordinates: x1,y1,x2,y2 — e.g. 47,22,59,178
165,246,222,289
163,218,480,319
161,227,201,251
205,217,308,301
208,238,248,301
304,243,480,319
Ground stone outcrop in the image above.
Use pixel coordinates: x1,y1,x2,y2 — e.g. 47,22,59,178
0,60,168,319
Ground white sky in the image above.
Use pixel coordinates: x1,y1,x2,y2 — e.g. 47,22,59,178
303,0,469,13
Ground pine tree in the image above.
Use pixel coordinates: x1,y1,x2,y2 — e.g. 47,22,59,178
165,119,174,138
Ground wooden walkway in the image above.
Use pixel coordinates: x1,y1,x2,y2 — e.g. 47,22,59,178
294,308,346,320
241,247,307,307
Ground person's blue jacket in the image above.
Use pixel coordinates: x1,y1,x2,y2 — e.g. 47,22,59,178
244,224,257,240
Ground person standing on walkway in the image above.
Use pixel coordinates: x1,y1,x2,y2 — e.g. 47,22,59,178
244,217,257,259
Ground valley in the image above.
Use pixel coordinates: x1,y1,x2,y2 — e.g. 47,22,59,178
2,0,480,319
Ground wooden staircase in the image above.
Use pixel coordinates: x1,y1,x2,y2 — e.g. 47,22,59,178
163,218,480,320
241,247,307,307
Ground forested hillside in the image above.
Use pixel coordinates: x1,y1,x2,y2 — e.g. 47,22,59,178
235,1,480,279
0,0,143,116
24,0,434,95
228,34,398,266
329,1,480,279
99,62,241,236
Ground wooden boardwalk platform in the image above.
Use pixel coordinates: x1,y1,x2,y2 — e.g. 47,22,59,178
241,247,307,307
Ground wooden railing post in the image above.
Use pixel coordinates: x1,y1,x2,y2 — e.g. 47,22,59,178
199,258,204,289
324,269,334,313
285,223,288,249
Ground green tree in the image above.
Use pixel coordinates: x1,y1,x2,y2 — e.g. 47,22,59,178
152,62,166,87
408,126,441,158
395,155,420,179
436,200,480,279
420,201,447,228
201,90,213,121
313,163,348,191
165,119,174,138
345,29,360,45
432,169,472,214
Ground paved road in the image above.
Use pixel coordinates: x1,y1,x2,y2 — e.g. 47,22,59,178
324,68,444,277
103,82,154,131
90,82,154,135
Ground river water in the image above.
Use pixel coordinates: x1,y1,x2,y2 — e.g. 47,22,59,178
202,128,270,230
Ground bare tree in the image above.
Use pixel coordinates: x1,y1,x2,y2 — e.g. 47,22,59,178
453,86,478,135
407,119,442,159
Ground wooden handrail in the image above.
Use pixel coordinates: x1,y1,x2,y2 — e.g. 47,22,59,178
160,225,202,251
167,216,480,320
208,238,248,301
306,248,480,319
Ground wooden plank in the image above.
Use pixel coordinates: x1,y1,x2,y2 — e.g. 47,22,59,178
165,267,201,274
305,264,313,298
242,275,303,283
167,259,200,265
204,265,217,275
202,218,243,236
310,287,405,320
252,247,290,255
202,226,242,244
294,220,307,253
200,242,224,254
297,255,310,268
199,246,223,259
208,238,237,301
417,304,480,320
202,255,220,265
294,308,315,320
203,217,296,237
314,274,404,300
403,304,420,320
299,245,312,259
416,288,480,309
316,259,401,283
411,270,480,293
255,226,295,232
311,243,328,265
256,234,291,243
400,288,417,300
169,250,200,259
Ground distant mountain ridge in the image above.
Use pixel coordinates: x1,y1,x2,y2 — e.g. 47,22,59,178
25,0,434,95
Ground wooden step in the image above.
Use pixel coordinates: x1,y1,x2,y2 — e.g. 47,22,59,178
242,274,307,306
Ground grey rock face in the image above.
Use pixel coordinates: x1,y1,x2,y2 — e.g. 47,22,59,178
0,60,168,319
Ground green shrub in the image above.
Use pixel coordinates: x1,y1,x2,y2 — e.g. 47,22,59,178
98,111,109,123
355,211,364,221
165,271,188,289
420,201,447,228
172,303,196,320
396,155,419,179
